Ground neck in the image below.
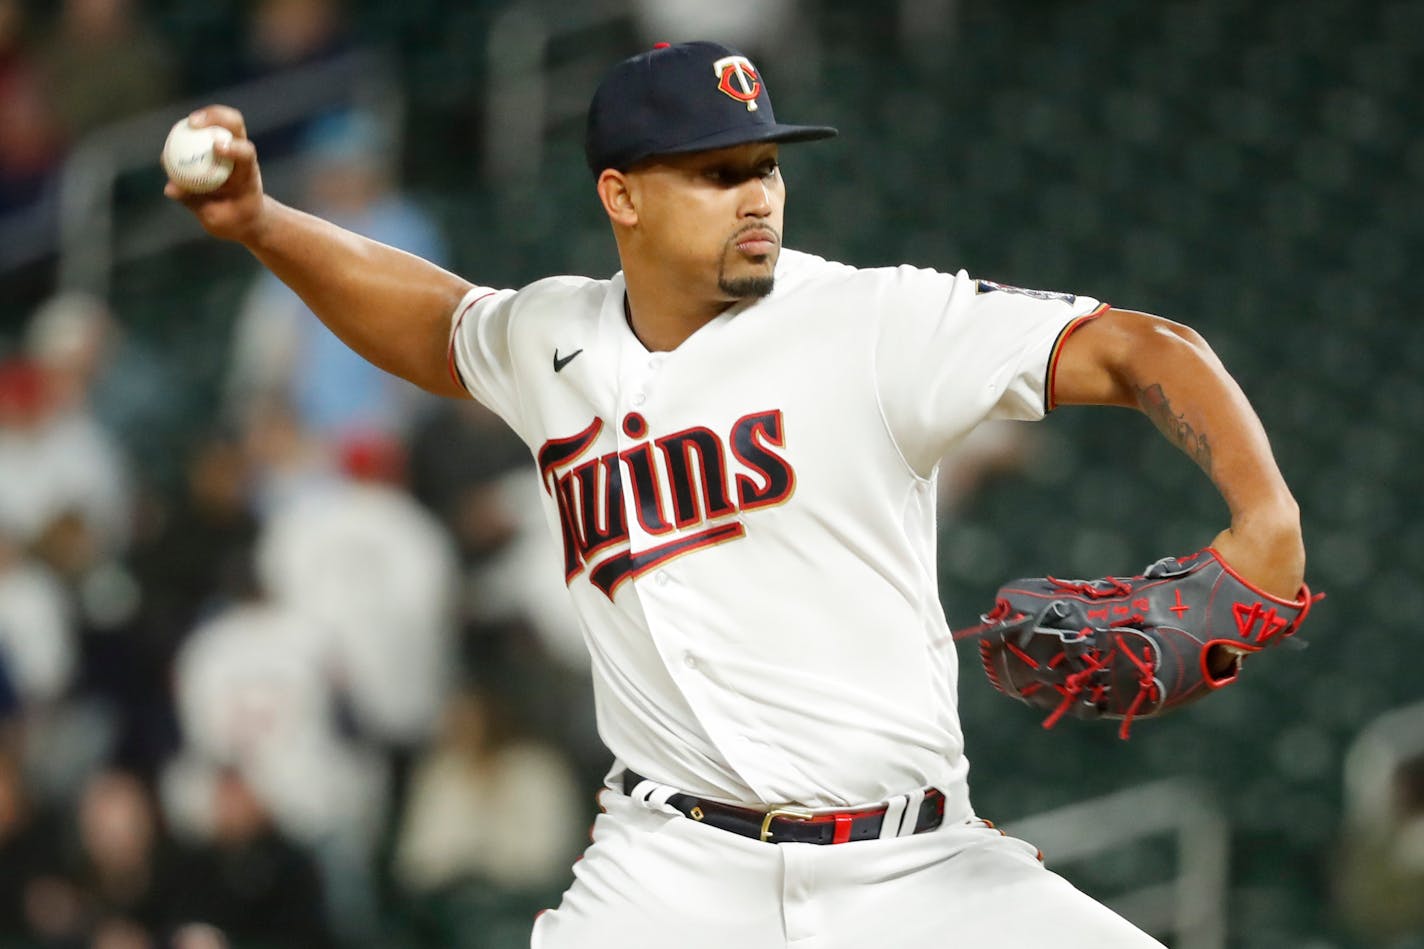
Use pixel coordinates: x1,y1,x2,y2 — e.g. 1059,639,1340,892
621,264,735,352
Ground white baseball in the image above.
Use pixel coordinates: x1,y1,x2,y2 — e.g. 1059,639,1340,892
162,117,234,193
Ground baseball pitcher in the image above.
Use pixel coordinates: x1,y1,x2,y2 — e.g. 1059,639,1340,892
168,41,1314,949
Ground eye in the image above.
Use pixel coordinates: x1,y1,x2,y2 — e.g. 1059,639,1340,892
759,160,779,179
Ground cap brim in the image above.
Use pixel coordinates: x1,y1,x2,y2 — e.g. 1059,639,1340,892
638,123,839,163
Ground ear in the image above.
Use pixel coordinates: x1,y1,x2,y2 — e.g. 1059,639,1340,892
596,169,638,227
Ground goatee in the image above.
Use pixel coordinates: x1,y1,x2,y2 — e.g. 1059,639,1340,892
719,274,776,299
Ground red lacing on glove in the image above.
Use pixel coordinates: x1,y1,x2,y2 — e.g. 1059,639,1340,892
955,599,1022,642
1047,576,1134,598
978,640,1005,693
984,599,1015,623
1116,644,1161,740
1005,641,1039,669
1041,647,1114,730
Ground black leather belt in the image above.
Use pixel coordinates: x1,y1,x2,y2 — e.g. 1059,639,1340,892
621,770,946,845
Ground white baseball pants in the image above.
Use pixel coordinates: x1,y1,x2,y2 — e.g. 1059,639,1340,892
531,787,1165,949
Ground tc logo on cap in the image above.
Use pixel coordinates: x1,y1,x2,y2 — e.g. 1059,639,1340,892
713,56,761,111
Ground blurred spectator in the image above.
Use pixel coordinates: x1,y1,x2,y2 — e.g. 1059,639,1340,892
404,399,591,667
0,0,64,215
238,396,338,518
233,0,356,161
406,399,589,674
94,433,258,776
167,562,387,941
1,506,111,811
24,291,110,417
35,0,174,142
463,469,588,675
244,0,350,78
24,291,176,467
170,923,229,949
0,359,51,538
0,355,133,562
24,768,176,948
0,653,17,725
1335,752,1424,942
128,433,257,638
166,768,333,949
394,683,580,894
227,109,446,442
255,432,459,751
0,525,76,713
406,399,528,551
0,753,63,941
0,323,140,804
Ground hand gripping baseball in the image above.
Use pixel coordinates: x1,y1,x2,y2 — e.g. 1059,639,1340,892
162,106,268,244
962,548,1322,739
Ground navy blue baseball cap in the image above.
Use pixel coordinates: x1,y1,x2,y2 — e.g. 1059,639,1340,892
585,41,838,175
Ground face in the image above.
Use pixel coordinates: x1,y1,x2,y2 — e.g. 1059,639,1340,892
618,142,786,301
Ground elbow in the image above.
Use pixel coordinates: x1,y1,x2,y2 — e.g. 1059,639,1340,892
1124,309,1212,361
1106,309,1218,390
1051,308,1221,408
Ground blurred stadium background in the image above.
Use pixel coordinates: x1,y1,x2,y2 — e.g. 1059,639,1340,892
1,0,1421,946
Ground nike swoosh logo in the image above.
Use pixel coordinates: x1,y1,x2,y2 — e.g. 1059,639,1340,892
553,348,583,373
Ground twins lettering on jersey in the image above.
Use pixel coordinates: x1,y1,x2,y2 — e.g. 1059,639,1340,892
537,410,794,598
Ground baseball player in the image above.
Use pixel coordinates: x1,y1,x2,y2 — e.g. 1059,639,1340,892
168,41,1308,948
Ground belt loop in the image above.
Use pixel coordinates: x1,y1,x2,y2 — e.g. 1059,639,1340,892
832,813,854,845
879,796,907,840
899,788,926,837
646,785,678,809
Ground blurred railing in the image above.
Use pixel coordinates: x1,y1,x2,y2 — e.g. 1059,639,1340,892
45,49,402,298
1005,779,1229,949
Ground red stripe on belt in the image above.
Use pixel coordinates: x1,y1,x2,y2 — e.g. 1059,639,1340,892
832,813,854,844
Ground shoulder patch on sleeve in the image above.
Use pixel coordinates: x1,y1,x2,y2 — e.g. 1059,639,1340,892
975,279,1076,304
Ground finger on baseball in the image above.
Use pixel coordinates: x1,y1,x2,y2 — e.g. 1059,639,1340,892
163,180,211,204
213,138,256,164
189,104,247,140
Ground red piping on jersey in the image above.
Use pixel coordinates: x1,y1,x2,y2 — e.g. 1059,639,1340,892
1045,302,1109,412
446,290,498,389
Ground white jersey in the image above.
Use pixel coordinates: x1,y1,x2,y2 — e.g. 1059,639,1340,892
448,248,1104,811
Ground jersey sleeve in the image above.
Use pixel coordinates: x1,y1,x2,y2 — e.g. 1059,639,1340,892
446,284,526,433
872,267,1106,476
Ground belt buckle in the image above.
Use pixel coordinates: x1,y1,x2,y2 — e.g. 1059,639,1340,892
759,806,816,843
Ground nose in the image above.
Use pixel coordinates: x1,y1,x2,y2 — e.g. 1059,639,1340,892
739,176,773,218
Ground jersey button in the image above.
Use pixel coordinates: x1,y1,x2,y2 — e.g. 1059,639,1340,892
655,572,669,586
683,653,697,669
648,356,663,370
631,392,646,406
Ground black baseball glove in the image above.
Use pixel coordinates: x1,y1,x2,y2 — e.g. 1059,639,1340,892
962,547,1321,738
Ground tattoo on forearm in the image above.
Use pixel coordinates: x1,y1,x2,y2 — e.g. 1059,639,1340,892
1136,383,1213,475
